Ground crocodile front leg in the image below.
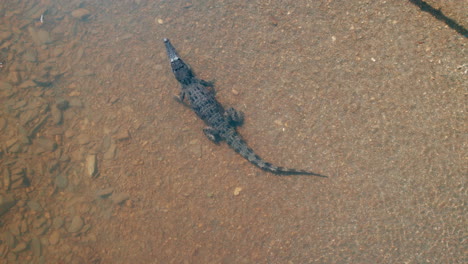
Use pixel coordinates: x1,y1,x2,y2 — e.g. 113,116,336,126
225,107,244,127
174,90,190,107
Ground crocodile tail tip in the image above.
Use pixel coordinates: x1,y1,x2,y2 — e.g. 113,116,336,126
268,166,328,177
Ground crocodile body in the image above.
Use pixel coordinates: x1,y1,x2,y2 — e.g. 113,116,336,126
164,38,325,177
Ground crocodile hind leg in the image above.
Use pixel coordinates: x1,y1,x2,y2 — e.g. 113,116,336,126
203,127,221,144
225,107,244,127
199,79,215,88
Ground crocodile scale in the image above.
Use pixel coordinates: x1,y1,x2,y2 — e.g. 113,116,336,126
164,38,325,177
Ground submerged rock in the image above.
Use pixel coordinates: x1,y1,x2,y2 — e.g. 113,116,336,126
0,195,16,216
112,193,129,205
36,137,57,152
86,154,97,177
71,8,91,20
96,187,114,198
54,174,68,189
67,215,84,233
49,230,60,245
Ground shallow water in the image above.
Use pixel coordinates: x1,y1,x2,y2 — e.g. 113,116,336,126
0,0,466,263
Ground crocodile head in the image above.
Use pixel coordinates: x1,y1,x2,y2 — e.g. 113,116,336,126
164,38,194,85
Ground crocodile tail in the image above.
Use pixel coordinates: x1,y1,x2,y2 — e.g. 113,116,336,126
224,130,326,177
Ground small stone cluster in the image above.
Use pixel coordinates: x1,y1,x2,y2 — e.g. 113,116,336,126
0,3,130,263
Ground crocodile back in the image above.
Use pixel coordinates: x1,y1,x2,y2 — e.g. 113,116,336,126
186,82,227,129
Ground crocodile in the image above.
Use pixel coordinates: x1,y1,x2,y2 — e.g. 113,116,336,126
164,38,326,177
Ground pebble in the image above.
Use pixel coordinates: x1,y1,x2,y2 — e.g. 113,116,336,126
86,154,97,177
6,139,22,154
0,195,16,216
19,80,36,89
108,95,119,104
3,168,11,190
71,8,91,20
52,47,64,57
81,224,91,233
274,119,283,126
20,220,28,234
19,109,38,126
27,200,43,212
0,31,12,42
0,117,6,131
33,74,52,87
13,100,27,109
33,217,46,229
0,243,7,258
67,215,84,233
24,50,37,62
69,97,83,108
27,27,41,46
9,221,20,235
233,187,242,196
3,231,16,248
34,224,49,236
28,114,50,138
112,193,130,205
77,134,90,145
7,70,21,84
101,135,112,151
49,230,60,245
79,203,91,214
7,252,17,261
37,29,52,44
103,143,117,160
11,242,27,253
36,137,57,152
0,80,13,92
114,129,130,141
54,174,68,189
31,236,41,257
96,187,114,198
52,217,64,229
51,107,63,125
